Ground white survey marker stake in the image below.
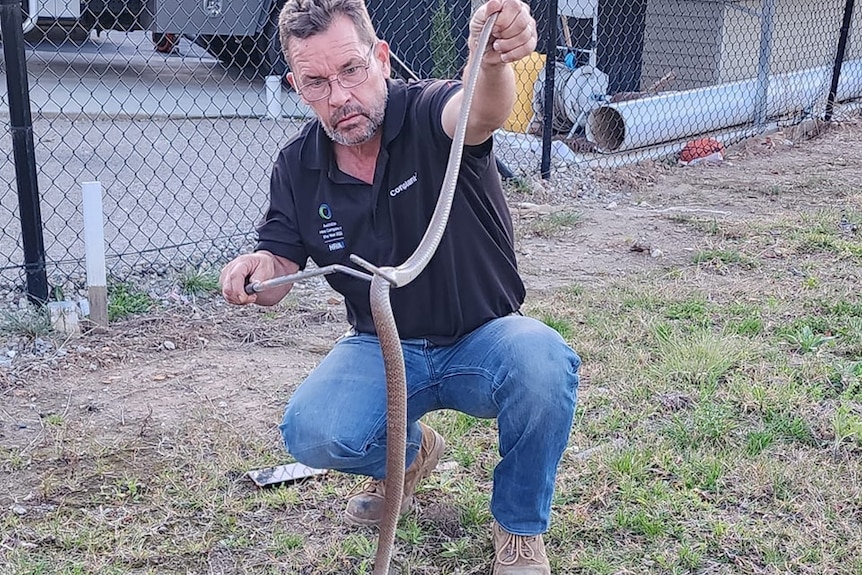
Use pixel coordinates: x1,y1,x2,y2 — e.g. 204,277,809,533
81,181,108,328
265,75,283,119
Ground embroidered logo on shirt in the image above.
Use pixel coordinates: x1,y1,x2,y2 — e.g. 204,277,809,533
316,203,344,251
389,172,418,197
319,220,345,252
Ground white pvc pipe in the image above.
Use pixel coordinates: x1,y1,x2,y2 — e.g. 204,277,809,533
265,75,282,119
81,181,106,286
587,59,862,152
81,181,108,327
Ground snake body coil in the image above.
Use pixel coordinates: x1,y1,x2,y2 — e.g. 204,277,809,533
355,15,499,575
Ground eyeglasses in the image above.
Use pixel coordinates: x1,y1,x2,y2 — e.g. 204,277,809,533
297,45,376,102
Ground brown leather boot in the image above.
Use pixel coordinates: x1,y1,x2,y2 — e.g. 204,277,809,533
344,422,445,526
491,521,551,575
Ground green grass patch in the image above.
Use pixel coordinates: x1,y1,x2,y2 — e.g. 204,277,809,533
798,233,862,258
833,401,862,448
693,248,756,268
667,214,723,236
540,313,574,339
178,267,221,295
745,430,775,456
727,316,763,336
664,401,738,449
651,329,747,389
664,298,708,322
818,299,862,317
107,281,154,321
0,305,51,338
791,209,862,259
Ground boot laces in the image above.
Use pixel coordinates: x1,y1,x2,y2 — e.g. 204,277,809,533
496,531,540,566
348,478,385,498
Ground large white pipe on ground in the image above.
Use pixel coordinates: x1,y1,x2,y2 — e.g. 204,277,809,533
587,59,862,152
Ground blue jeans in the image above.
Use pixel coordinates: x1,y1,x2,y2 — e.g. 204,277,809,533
278,314,580,536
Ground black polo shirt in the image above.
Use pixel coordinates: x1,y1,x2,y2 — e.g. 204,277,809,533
256,78,525,345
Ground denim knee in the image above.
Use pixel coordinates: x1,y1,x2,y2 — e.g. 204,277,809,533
491,317,581,414
279,403,372,470
281,396,411,478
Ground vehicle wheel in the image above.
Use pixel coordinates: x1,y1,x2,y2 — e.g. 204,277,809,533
194,0,288,78
243,0,289,78
194,34,230,64
82,0,146,31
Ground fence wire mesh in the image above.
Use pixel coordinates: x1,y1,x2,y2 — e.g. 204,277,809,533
1,0,860,303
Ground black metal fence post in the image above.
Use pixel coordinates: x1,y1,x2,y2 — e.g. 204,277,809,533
825,0,856,122
0,0,857,292
1,0,48,304
540,0,558,179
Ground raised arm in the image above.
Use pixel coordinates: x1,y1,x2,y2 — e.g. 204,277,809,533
441,0,537,146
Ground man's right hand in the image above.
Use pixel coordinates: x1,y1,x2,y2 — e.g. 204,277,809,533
219,250,299,306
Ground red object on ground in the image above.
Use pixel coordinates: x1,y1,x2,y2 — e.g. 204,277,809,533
153,33,179,54
680,138,725,163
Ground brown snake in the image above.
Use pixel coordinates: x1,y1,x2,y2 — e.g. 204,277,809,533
247,14,498,574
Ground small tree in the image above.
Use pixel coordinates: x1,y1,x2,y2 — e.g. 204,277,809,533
430,0,458,79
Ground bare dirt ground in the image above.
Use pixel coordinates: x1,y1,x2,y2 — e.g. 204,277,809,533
1,117,861,574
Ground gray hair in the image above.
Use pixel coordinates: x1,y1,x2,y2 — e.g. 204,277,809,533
278,0,378,66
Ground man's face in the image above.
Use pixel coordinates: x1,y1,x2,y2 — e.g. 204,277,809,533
287,15,391,146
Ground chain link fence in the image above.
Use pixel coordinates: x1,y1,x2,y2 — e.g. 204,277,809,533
1,0,860,304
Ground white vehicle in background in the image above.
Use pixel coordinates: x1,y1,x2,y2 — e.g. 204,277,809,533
18,0,288,77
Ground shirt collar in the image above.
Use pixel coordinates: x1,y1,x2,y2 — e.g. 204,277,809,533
299,79,408,170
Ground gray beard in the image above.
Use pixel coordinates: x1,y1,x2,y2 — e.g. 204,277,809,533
323,92,388,146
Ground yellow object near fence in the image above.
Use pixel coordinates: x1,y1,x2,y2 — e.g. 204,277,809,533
503,51,546,133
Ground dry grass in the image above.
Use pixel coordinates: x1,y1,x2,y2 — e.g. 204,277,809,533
3,128,862,574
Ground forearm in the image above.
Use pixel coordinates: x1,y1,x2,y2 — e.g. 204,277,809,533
442,0,535,145
443,59,516,146
467,57,516,135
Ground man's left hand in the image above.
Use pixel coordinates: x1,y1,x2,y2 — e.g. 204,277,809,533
469,0,537,66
